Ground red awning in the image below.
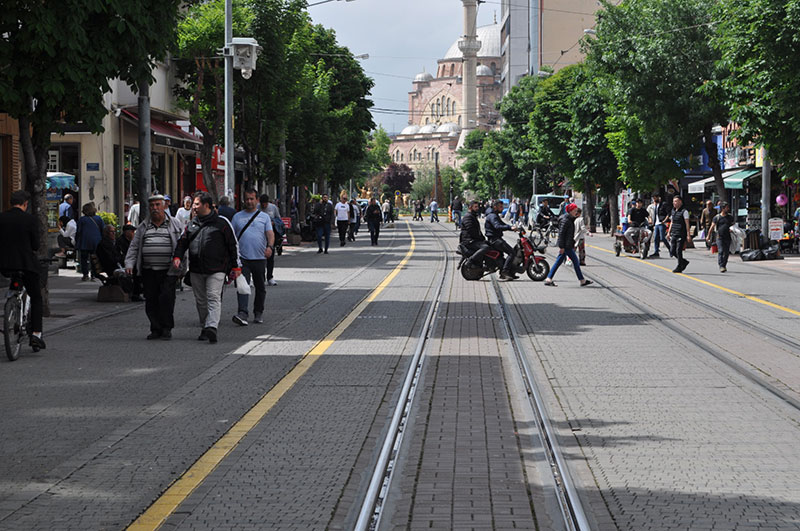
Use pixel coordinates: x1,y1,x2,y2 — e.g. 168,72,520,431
122,110,202,151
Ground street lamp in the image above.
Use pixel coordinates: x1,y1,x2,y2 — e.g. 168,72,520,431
583,28,597,35
308,0,355,6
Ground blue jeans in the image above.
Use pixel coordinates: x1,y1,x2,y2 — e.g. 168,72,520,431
652,224,668,254
315,224,331,251
547,248,584,281
453,210,462,228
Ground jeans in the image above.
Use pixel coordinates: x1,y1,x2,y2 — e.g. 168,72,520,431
430,210,439,222
238,259,266,317
368,220,381,244
452,210,462,228
717,236,731,268
547,248,584,281
141,268,177,333
190,272,226,329
337,220,349,245
652,224,668,254
315,223,331,251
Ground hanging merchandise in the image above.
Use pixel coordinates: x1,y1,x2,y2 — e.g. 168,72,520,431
776,193,788,206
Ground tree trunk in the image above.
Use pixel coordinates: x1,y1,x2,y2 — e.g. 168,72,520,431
586,186,596,233
138,80,152,222
279,135,287,215
608,182,622,234
18,115,51,316
703,125,725,200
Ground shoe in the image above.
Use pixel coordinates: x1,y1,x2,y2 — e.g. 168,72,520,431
29,335,46,349
544,279,557,287
580,279,593,287
267,278,277,286
197,329,208,341
131,295,143,302
204,327,218,344
317,249,323,254
324,250,328,254
649,252,660,258
681,259,689,271
81,275,89,281
720,267,727,273
499,271,516,280
253,313,263,324
147,331,162,340
160,330,172,340
233,314,248,326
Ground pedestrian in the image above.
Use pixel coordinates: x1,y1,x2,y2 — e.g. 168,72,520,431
451,196,463,229
430,198,439,222
124,195,186,339
413,199,421,221
335,194,350,246
313,193,333,253
128,199,141,226
668,195,692,273
599,203,611,234
176,196,192,228
164,195,176,217
647,194,670,258
75,202,104,281
59,193,74,219
509,198,518,223
217,195,236,221
232,188,274,326
382,199,391,224
699,200,715,242
173,192,241,344
365,197,382,245
260,196,281,286
543,203,593,287
574,207,588,266
347,199,358,241
56,215,77,257
709,202,733,273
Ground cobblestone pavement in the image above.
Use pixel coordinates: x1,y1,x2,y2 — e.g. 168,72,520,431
497,236,800,530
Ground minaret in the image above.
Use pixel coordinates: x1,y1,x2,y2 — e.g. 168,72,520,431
459,0,481,134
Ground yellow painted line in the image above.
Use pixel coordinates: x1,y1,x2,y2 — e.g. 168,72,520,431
128,223,418,531
587,244,800,318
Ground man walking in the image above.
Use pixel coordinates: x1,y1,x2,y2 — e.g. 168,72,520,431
173,192,240,343
217,195,236,221
709,202,733,273
313,193,334,253
125,194,186,340
382,199,391,224
260,196,281,286
647,194,670,257
365,197,382,245
509,198,518,223
232,189,274,326
451,196,463,229
429,198,439,222
668,195,692,273
335,194,350,246
543,203,593,287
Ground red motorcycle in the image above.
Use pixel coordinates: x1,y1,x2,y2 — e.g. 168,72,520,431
458,229,550,281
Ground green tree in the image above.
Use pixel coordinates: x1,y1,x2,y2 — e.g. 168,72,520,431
713,0,800,177
363,126,392,177
0,0,179,251
589,0,728,197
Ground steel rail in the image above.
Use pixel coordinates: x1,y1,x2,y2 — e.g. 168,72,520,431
491,276,592,531
354,228,450,531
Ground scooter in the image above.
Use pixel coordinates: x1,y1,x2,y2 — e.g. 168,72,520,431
457,229,550,281
614,225,651,259
457,243,505,281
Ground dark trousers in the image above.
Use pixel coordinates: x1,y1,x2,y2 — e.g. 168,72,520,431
316,224,331,251
348,222,356,241
266,253,274,280
141,268,177,333
465,240,491,265
78,250,95,277
547,248,584,281
717,236,731,268
430,210,439,222
337,220,348,245
368,220,381,244
238,259,266,316
22,270,43,333
489,238,515,272
57,235,74,251
670,235,686,264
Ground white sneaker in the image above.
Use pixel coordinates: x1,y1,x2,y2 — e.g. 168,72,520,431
267,278,277,286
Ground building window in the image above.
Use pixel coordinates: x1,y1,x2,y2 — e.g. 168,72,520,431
436,101,440,116
449,64,454,76
452,101,457,115
490,62,497,74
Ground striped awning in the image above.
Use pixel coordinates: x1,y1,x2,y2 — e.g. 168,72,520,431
46,172,77,190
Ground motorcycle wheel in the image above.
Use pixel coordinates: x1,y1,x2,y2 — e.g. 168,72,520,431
640,241,649,260
460,262,484,281
614,242,622,256
526,258,549,281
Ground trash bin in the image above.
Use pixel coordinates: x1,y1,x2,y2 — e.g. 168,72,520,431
745,229,761,250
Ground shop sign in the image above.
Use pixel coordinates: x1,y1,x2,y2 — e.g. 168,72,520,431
769,217,783,240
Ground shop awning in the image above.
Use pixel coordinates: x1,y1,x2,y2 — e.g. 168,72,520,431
122,110,202,153
724,169,761,189
46,172,77,190
688,176,714,194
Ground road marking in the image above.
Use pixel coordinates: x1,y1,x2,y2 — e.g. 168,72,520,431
588,244,800,318
127,223,417,531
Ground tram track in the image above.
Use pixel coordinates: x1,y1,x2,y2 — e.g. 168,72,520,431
587,250,800,413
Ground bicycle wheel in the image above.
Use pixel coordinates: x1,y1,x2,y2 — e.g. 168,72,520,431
530,230,545,248
547,226,559,247
4,297,22,361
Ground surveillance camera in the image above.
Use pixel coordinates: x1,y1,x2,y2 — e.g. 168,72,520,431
114,107,122,117
241,68,253,80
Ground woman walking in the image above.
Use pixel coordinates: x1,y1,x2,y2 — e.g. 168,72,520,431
543,203,593,287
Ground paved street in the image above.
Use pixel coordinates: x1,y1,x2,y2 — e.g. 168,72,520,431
1,222,800,530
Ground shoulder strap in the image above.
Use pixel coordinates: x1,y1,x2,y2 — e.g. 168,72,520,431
92,216,102,231
237,210,261,240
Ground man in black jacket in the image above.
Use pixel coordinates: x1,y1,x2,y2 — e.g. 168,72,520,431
543,203,593,287
459,200,491,266
313,194,334,254
485,200,518,280
0,190,45,349
173,192,240,343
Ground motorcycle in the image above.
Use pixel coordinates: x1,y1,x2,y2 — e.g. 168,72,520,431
614,225,651,259
457,229,550,281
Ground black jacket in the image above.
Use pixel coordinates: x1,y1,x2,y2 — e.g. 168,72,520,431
96,238,123,274
484,210,513,241
174,211,240,274
0,207,40,273
459,211,485,243
536,205,555,226
313,201,334,227
365,204,382,223
556,213,576,250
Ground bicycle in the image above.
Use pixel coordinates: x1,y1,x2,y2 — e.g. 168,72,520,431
529,220,560,248
2,271,34,361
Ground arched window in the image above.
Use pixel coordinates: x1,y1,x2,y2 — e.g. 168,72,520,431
446,98,451,115
449,64,454,76
458,115,462,126
430,106,435,119
436,100,440,116
452,101,457,115
425,117,429,125
401,153,404,162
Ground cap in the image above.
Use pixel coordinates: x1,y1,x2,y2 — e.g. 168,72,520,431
163,194,171,201
148,194,165,202
122,224,136,231
566,203,578,213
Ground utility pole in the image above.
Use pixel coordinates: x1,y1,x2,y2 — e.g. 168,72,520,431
434,151,440,204
224,0,234,199
532,168,537,197
761,148,771,239
137,79,152,222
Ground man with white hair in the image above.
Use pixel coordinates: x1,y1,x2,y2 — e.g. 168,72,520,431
59,194,74,219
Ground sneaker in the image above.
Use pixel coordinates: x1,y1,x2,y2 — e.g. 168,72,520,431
253,313,264,324
267,278,277,286
147,331,162,340
720,267,727,273
499,271,516,281
160,330,172,340
324,250,328,254
232,314,248,326
29,335,46,349
649,252,660,258
197,329,208,341
81,275,89,281
204,327,218,344
317,249,323,254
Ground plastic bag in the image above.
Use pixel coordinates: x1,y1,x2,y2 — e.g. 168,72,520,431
740,249,764,262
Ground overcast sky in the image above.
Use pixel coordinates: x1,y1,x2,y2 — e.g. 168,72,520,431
309,0,496,134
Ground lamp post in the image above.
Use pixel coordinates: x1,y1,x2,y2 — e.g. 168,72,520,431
308,0,355,6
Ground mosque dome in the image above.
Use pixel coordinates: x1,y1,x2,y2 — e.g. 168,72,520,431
436,122,461,134
414,71,434,83
418,124,437,134
476,64,493,77
400,124,420,135
443,24,501,60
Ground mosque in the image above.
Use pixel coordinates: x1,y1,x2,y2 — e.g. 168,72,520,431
388,22,503,171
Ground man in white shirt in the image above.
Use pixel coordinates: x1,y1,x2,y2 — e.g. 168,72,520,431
56,215,77,257
429,199,439,222
335,194,351,246
509,199,518,223
128,200,141,226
